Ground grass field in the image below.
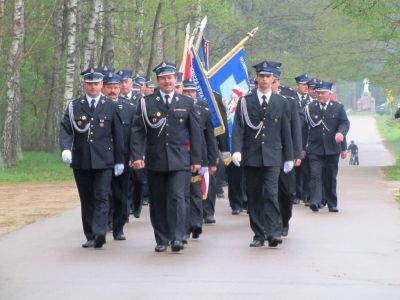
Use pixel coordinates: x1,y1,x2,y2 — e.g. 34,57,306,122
0,152,74,183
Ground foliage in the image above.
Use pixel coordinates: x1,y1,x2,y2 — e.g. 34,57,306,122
0,152,74,183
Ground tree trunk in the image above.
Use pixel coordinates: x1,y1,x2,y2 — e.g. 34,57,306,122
82,0,102,70
44,0,66,151
63,0,78,109
0,0,5,18
99,0,114,67
133,0,144,74
1,0,25,168
146,1,163,76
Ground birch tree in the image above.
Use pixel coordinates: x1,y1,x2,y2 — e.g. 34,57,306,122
44,0,66,151
63,0,78,109
82,0,102,70
146,1,163,76
99,0,114,67
1,0,25,168
133,0,144,74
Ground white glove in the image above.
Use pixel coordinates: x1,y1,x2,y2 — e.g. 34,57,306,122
114,164,124,176
198,166,208,176
61,150,72,165
221,151,231,161
283,161,294,173
232,152,242,167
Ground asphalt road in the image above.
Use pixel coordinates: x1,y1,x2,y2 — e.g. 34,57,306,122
1,115,400,300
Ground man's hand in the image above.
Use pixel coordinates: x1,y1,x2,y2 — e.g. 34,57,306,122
232,152,241,167
191,164,201,173
61,150,72,165
283,161,294,173
114,164,124,176
294,159,302,167
131,160,145,169
335,132,344,143
340,151,347,159
209,166,217,175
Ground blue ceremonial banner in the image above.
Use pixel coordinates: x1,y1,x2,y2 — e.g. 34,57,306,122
191,49,225,135
208,48,250,148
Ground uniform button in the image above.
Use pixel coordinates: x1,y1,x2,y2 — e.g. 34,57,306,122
91,118,94,121
90,132,93,135
166,124,169,127
166,142,169,146
263,126,265,129
90,139,93,142
262,134,265,136
262,142,264,144
166,133,169,136
108,147,111,150
263,118,266,121
91,125,93,128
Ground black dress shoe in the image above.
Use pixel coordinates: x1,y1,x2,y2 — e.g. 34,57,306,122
231,209,240,215
309,203,319,212
267,236,282,247
292,198,300,205
141,198,149,206
82,240,94,248
204,216,216,224
155,245,167,252
217,192,224,198
114,233,126,240
282,224,289,237
94,234,106,248
192,227,202,239
249,240,265,247
171,241,184,252
133,209,141,218
328,207,339,212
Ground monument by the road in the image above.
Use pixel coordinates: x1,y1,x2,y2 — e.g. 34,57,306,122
357,78,375,112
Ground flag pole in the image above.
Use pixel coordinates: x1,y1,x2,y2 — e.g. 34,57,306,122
207,27,258,77
193,16,208,50
179,23,191,73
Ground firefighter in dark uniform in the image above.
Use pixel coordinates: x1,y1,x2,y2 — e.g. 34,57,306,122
182,79,218,240
118,69,148,218
270,62,302,237
232,61,294,248
102,71,136,240
304,81,350,212
293,73,311,204
130,62,202,252
59,68,124,248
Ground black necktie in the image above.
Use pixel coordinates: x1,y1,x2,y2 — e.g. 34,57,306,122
90,99,96,112
321,103,326,114
165,95,170,110
261,95,268,110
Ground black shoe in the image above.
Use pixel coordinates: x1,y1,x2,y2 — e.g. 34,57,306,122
231,209,240,215
94,234,106,248
267,236,282,247
82,240,94,248
204,216,216,224
141,198,149,206
171,240,184,252
282,225,289,237
249,239,265,247
292,198,300,205
328,207,339,213
217,192,224,198
192,227,202,239
113,233,126,241
310,203,319,212
155,245,167,252
304,202,310,207
133,208,141,218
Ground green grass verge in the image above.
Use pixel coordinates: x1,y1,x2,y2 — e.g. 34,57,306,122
375,115,400,204
0,152,74,183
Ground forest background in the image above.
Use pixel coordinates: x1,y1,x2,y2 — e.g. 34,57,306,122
0,0,399,168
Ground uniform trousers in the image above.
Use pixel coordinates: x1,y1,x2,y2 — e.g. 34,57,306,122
245,166,281,241
130,169,147,214
227,163,247,211
111,172,130,236
296,157,310,201
73,168,112,241
147,170,186,246
185,172,203,234
309,154,339,208
278,169,296,227
203,173,216,218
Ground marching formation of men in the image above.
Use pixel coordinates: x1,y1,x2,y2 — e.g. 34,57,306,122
59,59,350,252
